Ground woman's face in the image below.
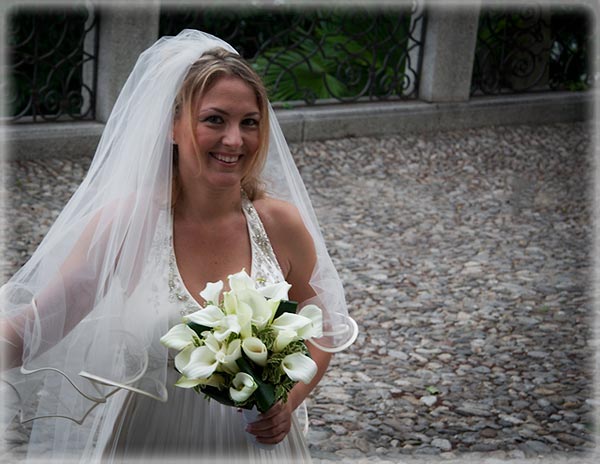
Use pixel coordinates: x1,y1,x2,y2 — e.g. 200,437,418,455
174,75,261,191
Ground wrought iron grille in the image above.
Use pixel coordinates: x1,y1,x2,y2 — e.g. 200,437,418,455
160,4,425,105
7,6,98,122
471,4,593,95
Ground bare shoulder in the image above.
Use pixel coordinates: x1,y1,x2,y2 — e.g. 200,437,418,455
252,197,316,280
252,197,305,232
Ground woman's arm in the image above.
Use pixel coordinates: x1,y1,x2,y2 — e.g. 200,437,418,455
1,197,151,370
0,220,100,370
1,316,26,370
248,198,333,444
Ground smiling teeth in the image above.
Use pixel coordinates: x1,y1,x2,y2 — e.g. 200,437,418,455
213,153,240,163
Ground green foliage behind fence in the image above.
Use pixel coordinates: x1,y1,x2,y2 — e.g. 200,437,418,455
6,3,594,122
159,6,423,105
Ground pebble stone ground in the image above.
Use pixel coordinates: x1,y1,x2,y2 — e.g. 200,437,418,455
1,121,598,463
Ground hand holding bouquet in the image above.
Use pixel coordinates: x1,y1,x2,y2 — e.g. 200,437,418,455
160,270,323,413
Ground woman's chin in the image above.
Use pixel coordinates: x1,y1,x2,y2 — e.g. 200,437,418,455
202,172,245,190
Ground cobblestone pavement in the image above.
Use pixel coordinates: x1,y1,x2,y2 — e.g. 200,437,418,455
1,122,598,463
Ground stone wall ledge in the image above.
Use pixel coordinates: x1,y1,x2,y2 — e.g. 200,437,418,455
275,90,595,142
3,91,594,160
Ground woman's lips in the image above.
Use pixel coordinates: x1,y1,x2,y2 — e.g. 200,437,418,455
210,152,242,164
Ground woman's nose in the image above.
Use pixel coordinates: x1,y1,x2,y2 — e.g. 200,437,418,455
222,124,243,148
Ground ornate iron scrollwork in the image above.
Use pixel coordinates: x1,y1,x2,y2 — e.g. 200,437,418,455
160,3,425,105
472,3,592,95
7,6,98,122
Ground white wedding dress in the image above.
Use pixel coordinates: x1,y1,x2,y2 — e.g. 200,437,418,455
3,31,355,464
109,194,313,463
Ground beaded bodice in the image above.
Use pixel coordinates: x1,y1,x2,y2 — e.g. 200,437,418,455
168,192,285,316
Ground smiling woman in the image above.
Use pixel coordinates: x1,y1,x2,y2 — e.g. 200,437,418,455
174,76,261,193
1,30,357,463
172,47,271,205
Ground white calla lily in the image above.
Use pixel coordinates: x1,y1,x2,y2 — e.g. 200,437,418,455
175,373,226,389
186,307,241,342
184,305,225,327
281,352,318,384
174,376,206,388
274,329,297,352
271,312,312,334
159,323,197,350
223,291,238,315
175,334,242,385
237,288,280,330
204,336,241,374
236,301,253,339
181,346,219,379
220,362,240,375
297,304,323,339
203,333,220,353
229,372,257,403
214,338,242,364
163,271,327,403
174,344,195,372
228,269,255,292
199,280,223,305
257,281,291,301
242,337,268,366
213,315,241,342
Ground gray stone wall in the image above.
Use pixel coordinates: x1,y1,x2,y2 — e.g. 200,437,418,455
95,7,160,122
3,1,595,159
419,2,481,102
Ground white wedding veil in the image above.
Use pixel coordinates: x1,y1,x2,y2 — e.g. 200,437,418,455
1,30,357,460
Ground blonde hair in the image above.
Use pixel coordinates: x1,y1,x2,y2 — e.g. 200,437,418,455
173,48,269,203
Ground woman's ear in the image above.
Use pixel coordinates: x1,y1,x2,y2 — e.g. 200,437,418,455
172,120,180,145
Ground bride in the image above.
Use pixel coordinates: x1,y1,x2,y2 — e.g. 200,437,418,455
1,30,357,462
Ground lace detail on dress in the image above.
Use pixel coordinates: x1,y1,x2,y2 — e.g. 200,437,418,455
168,249,201,316
168,191,285,316
241,190,285,286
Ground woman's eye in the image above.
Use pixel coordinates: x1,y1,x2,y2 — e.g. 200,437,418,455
242,118,259,127
202,115,223,124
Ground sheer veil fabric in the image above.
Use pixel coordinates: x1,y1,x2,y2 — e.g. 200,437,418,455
1,30,358,461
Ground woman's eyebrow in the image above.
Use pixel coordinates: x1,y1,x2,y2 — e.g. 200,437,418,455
199,107,260,117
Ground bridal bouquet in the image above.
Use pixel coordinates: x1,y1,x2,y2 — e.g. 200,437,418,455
160,269,323,413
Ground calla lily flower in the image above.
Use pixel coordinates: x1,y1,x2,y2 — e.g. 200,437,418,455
184,305,225,327
274,329,297,352
180,335,242,379
228,269,255,292
282,352,318,384
175,373,225,389
199,280,223,305
213,315,242,342
297,305,323,339
271,312,313,334
206,335,242,374
180,345,219,379
236,288,280,330
223,291,239,315
257,281,291,301
174,376,205,388
185,306,241,342
242,337,268,366
235,301,254,339
163,269,325,407
229,372,258,403
174,344,196,373
160,323,198,350
271,307,323,341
